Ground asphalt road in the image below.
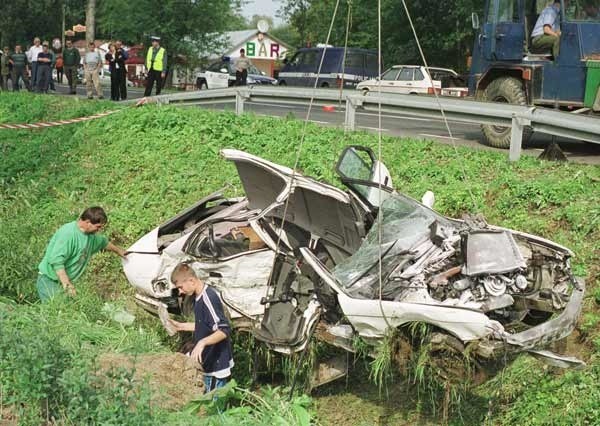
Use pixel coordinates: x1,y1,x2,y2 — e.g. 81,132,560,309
54,83,600,165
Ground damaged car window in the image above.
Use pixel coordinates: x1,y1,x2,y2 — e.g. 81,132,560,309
332,193,452,298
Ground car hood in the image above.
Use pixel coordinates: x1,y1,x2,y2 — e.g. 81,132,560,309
249,74,276,83
221,149,368,255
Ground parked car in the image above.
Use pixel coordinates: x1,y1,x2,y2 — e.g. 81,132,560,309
356,65,464,95
123,146,584,385
195,58,277,90
278,47,379,88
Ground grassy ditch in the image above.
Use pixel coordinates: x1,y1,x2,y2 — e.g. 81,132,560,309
0,92,599,425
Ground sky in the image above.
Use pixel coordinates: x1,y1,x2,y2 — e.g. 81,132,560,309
242,0,284,26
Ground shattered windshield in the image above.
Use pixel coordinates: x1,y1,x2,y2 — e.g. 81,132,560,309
332,193,452,298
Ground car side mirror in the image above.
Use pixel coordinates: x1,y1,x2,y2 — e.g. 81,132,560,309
471,13,480,30
220,68,228,73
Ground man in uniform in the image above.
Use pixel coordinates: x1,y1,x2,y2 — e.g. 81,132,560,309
63,39,81,94
144,36,166,96
235,48,253,86
115,40,129,100
37,207,128,301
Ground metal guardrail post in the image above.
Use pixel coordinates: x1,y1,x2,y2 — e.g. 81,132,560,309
509,115,530,162
235,90,245,115
345,98,356,131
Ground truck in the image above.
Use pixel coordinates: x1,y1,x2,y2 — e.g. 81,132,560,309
469,0,600,148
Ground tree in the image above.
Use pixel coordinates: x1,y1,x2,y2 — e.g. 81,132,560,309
277,0,483,71
86,0,95,42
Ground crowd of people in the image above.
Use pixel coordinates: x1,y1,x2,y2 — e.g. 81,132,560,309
0,35,163,101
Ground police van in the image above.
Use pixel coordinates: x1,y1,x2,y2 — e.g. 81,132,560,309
277,47,379,88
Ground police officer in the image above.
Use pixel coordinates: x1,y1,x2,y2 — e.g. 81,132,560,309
144,36,166,96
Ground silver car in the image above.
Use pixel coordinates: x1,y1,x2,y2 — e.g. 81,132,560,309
123,146,584,384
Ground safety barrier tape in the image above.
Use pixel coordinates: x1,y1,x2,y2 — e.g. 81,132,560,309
0,109,121,130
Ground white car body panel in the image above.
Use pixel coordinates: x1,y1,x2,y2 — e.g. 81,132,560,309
300,247,504,342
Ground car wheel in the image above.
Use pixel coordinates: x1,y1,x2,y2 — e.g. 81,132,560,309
321,82,329,88
278,80,286,86
479,77,533,149
361,88,369,95
197,79,208,90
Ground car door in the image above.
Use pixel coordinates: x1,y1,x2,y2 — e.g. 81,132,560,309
205,61,229,89
377,67,401,93
395,67,416,94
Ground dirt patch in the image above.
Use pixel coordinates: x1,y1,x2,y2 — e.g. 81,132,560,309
98,352,204,410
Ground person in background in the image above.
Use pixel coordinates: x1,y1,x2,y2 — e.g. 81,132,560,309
83,41,103,99
531,0,562,57
583,1,599,20
36,42,52,93
0,47,10,90
37,207,128,302
48,47,56,91
55,54,64,84
10,45,30,91
63,39,80,94
27,37,43,91
144,36,166,96
114,40,128,100
168,263,234,394
235,48,252,86
105,43,119,101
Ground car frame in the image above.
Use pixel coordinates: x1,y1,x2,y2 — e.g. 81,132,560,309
196,58,277,90
356,65,462,95
123,146,584,385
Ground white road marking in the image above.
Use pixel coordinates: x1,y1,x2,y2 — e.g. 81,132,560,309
359,126,389,131
419,133,457,140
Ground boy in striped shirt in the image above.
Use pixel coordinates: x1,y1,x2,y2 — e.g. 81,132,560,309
169,263,234,393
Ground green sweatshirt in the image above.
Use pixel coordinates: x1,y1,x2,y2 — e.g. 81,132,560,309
38,221,108,282
63,47,80,67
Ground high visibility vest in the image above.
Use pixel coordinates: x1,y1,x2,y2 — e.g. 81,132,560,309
146,47,165,71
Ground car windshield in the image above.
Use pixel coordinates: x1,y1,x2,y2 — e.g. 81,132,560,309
332,193,452,299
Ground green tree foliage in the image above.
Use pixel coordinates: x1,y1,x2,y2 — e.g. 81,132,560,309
97,0,243,66
0,0,86,48
278,0,483,71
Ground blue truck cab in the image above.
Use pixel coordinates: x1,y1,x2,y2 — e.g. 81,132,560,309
469,0,600,147
278,47,379,88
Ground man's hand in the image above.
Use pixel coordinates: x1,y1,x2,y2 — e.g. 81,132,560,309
65,283,77,297
107,242,129,259
190,340,205,364
161,72,166,78
167,319,195,332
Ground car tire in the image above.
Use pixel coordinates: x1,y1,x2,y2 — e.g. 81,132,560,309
321,82,329,88
361,88,369,95
479,77,533,149
279,80,286,86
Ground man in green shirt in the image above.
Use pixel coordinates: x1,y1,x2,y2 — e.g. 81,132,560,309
37,206,128,301
63,39,80,94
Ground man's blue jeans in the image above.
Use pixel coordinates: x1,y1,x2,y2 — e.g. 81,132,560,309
203,375,228,394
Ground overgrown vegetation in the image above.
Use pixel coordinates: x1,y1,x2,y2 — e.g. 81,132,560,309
1,92,599,424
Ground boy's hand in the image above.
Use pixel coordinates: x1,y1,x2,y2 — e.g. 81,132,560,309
191,341,205,364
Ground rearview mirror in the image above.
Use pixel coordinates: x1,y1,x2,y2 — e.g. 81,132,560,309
471,13,480,30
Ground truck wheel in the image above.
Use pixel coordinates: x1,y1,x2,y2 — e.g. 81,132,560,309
480,77,532,149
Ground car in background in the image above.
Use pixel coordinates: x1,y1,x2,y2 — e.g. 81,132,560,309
195,58,277,89
278,47,379,88
123,146,584,387
356,65,464,95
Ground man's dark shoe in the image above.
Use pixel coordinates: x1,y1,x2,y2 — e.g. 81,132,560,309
87,96,93,99
98,96,104,99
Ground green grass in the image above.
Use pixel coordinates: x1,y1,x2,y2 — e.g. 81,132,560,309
1,92,599,425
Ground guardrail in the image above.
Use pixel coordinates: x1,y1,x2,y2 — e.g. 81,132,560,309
149,87,600,161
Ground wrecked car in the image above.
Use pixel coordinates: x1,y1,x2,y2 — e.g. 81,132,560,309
123,146,585,385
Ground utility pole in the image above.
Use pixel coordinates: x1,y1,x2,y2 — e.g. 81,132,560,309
86,0,96,43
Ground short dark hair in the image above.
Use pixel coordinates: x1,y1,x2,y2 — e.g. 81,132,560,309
171,263,197,283
240,48,245,53
80,207,107,224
